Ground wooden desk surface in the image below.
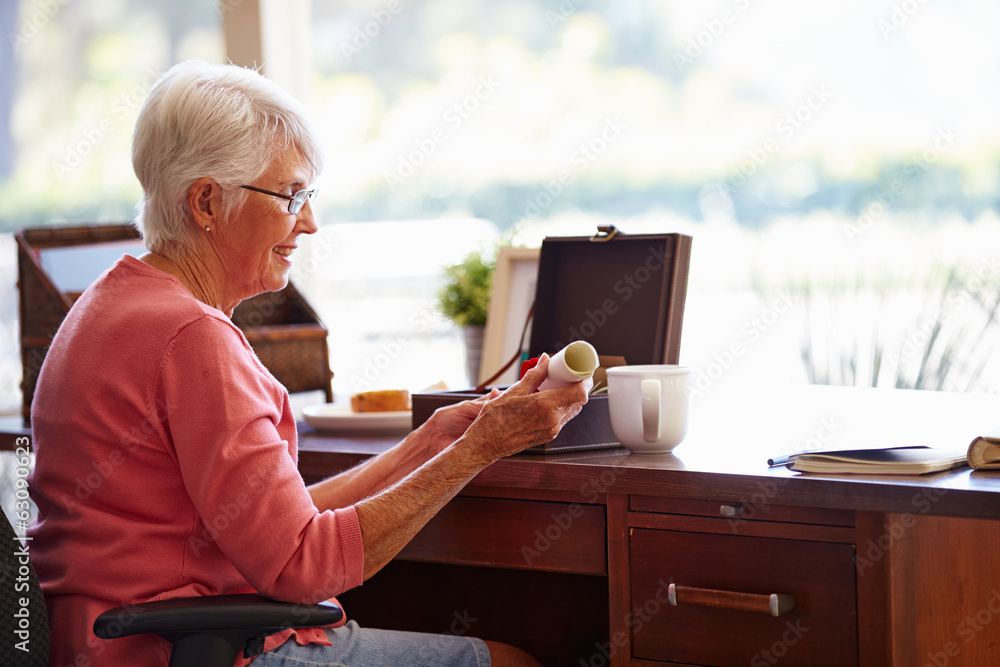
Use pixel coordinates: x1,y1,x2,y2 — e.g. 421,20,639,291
299,384,1000,520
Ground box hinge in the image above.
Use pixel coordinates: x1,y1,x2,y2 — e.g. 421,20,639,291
590,225,620,242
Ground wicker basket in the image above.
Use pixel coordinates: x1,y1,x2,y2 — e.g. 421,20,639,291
230,284,333,399
16,223,333,422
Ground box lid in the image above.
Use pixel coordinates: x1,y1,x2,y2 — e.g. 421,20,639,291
528,229,691,365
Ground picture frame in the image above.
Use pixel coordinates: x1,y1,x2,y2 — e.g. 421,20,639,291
479,247,540,385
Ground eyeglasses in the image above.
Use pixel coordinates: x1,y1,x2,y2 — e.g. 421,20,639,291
241,185,317,214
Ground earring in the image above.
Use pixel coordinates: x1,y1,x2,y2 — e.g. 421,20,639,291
204,225,211,232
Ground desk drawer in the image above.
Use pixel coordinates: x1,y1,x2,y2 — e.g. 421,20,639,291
399,497,606,575
631,495,854,528
630,528,857,666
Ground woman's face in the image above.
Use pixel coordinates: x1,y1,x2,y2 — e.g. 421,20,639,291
220,145,318,299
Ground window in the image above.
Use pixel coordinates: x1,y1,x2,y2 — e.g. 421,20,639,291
305,0,1000,397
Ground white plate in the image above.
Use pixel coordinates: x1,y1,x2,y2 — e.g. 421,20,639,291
302,404,412,434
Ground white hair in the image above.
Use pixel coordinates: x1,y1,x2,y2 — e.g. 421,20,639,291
131,60,324,255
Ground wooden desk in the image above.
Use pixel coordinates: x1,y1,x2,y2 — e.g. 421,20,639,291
6,385,997,663
299,385,1000,666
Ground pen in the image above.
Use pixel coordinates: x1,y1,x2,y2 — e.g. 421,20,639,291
767,448,824,468
767,454,794,468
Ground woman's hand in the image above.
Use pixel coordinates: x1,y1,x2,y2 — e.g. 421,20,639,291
420,387,501,456
458,354,592,466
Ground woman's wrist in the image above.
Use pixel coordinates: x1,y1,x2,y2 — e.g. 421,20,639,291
404,416,445,460
421,411,456,457
446,431,495,472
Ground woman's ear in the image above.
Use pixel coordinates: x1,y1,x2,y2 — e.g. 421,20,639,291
187,177,222,231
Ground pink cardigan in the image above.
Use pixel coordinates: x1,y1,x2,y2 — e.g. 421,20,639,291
27,255,364,666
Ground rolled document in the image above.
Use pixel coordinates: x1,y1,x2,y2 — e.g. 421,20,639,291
537,341,599,391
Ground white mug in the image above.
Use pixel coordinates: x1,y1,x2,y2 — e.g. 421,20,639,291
607,365,691,453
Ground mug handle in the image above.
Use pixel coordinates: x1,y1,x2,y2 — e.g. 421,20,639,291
641,379,660,443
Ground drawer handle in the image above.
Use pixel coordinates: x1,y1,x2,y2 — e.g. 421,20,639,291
667,584,795,617
719,503,743,517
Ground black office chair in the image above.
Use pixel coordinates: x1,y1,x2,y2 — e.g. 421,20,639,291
1,513,49,667
1,513,342,667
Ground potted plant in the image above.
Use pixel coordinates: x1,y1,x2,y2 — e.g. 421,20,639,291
437,249,495,385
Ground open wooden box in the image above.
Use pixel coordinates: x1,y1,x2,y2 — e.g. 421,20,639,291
16,223,333,422
412,228,692,453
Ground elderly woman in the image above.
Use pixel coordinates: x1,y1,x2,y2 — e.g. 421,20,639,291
27,61,590,667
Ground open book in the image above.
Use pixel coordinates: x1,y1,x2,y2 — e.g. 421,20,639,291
967,432,1000,470
782,446,969,475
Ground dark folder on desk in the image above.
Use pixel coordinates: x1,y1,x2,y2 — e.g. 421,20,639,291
413,228,692,453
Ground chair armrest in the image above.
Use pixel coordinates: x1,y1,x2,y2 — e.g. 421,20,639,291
94,593,342,638
94,593,343,663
